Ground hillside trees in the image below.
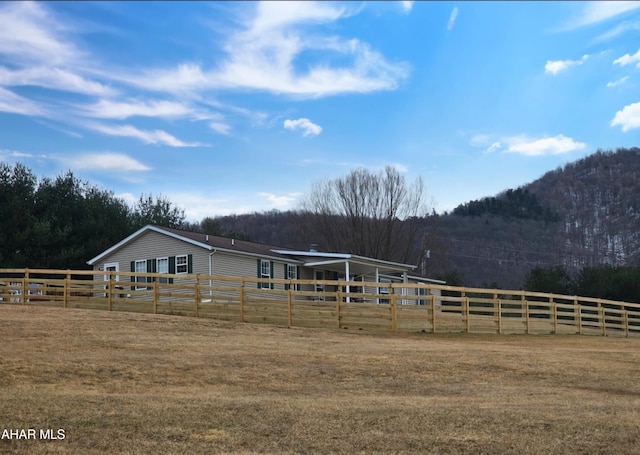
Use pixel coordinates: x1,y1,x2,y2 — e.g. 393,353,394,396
297,166,432,264
0,163,186,269
130,193,186,230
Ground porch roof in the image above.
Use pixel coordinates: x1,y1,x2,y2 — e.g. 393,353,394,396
270,250,415,277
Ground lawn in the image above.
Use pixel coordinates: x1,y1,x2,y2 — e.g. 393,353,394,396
1,304,640,454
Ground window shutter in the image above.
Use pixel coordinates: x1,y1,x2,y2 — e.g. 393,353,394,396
130,261,135,290
297,266,301,291
168,256,175,284
284,264,289,290
270,261,274,289
147,259,153,283
188,254,193,274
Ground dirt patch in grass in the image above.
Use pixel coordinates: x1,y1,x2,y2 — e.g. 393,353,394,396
1,304,640,454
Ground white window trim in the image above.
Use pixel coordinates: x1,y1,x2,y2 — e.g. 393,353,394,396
287,264,299,291
176,254,188,274
103,262,119,282
157,257,169,284
259,259,271,289
134,259,147,290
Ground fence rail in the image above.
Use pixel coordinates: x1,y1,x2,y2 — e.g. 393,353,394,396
2,268,640,337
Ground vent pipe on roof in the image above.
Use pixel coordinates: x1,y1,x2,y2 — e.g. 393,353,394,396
310,243,318,252
232,239,235,246
206,235,209,242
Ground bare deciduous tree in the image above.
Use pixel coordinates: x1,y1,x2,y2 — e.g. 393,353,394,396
297,166,432,264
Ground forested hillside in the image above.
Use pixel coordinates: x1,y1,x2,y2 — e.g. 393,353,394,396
3,147,639,289
210,147,640,288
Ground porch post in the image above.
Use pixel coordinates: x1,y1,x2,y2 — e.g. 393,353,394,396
402,271,408,305
345,261,350,303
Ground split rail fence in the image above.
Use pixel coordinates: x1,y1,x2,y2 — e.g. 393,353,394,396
2,268,640,337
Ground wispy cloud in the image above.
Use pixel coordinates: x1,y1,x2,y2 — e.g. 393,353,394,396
78,99,194,119
504,135,586,156
471,133,586,156
613,48,640,66
0,2,82,66
606,76,629,88
0,66,117,96
71,152,151,171
560,1,640,31
209,121,232,135
258,191,303,209
0,86,47,116
114,2,409,98
87,123,204,147
447,7,459,31
611,101,640,131
593,20,640,43
545,55,588,75
284,118,322,137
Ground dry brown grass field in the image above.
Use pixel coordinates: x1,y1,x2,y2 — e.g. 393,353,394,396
1,304,640,454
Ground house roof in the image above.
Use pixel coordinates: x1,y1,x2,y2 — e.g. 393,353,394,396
87,225,417,276
87,224,297,265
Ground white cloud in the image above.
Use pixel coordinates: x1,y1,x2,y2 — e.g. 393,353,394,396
593,21,640,43
606,76,629,87
114,2,408,98
470,133,586,156
284,118,322,136
505,135,586,156
545,55,588,75
0,66,116,96
613,48,640,66
485,142,502,153
209,121,232,135
561,1,640,31
258,191,302,209
0,2,82,66
447,7,459,31
79,99,194,119
0,86,47,116
401,1,414,14
87,123,203,147
71,153,151,171
611,101,640,131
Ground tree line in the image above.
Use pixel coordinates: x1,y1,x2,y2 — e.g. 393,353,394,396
0,163,186,270
524,264,640,303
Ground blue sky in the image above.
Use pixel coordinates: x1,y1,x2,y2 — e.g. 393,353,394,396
1,1,640,221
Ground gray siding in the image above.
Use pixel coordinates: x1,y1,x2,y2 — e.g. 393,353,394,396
92,230,209,276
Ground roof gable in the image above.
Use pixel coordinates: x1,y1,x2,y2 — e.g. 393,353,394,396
87,225,298,266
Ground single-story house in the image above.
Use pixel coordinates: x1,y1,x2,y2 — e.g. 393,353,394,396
87,224,443,303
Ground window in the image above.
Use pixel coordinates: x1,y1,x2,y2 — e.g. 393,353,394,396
285,264,299,291
259,259,271,289
135,260,147,290
176,255,188,274
157,257,169,284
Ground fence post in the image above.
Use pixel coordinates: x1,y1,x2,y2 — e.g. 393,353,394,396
108,271,114,311
599,302,605,336
549,295,556,334
22,269,29,305
430,292,436,334
239,278,245,323
195,276,200,318
522,293,529,334
497,295,502,335
465,296,470,333
64,271,70,308
287,281,293,327
336,286,342,329
574,297,582,335
391,287,397,332
624,310,629,338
